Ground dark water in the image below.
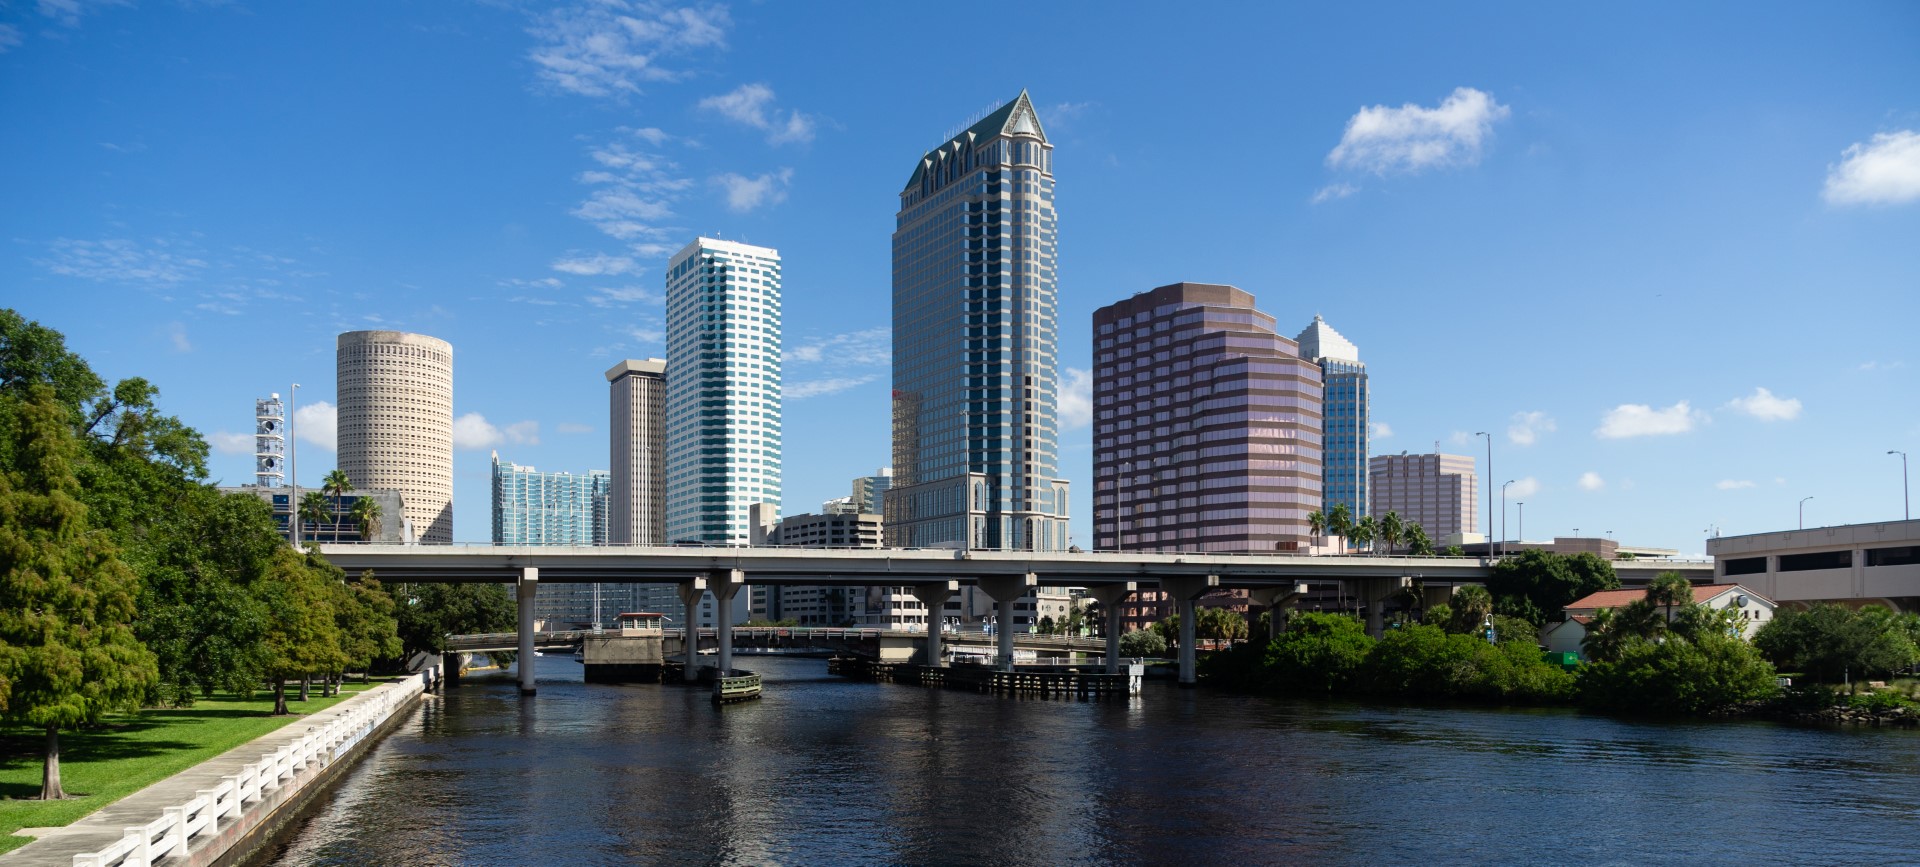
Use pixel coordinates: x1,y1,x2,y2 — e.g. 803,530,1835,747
271,656,1920,865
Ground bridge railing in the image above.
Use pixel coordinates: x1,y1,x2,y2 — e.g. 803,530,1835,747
69,670,433,867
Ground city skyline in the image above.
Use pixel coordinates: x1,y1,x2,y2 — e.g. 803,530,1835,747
4,3,1917,554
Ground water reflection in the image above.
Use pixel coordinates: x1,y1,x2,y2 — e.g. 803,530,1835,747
270,656,1920,866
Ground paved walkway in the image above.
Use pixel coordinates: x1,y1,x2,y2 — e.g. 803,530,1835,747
1,684,417,866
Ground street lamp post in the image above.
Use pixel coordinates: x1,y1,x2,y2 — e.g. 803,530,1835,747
1800,496,1814,530
1475,432,1493,557
1501,479,1515,558
1891,451,1910,521
1517,502,1524,547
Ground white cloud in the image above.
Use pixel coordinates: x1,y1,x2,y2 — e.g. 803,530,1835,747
0,24,22,52
210,431,254,455
1823,130,1920,206
36,237,208,285
38,0,129,28
1577,471,1605,492
1311,183,1358,204
587,286,663,307
1506,477,1540,499
787,375,877,400
569,135,686,243
1595,400,1703,439
790,327,889,366
452,413,502,450
504,420,540,446
715,169,792,212
526,1,730,99
556,423,594,434
1448,430,1473,446
1858,360,1906,372
1716,479,1757,490
1725,387,1802,421
294,401,337,451
1507,410,1555,446
699,83,816,145
552,253,639,276
1327,87,1511,175
1370,422,1393,439
167,322,192,352
1061,367,1093,430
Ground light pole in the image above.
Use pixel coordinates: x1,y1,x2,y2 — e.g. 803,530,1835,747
1799,496,1814,530
1891,451,1909,521
288,382,300,547
1500,479,1515,558
1475,432,1493,557
1517,502,1524,546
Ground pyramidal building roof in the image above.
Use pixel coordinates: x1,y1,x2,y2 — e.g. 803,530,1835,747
1295,315,1360,363
903,91,1046,191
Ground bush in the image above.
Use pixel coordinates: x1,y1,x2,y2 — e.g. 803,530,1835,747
1118,628,1167,658
1265,613,1374,695
1848,690,1916,713
1359,624,1573,703
1579,632,1779,714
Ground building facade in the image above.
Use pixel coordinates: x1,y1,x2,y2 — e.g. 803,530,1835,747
851,468,893,515
1368,452,1479,540
606,358,667,547
337,330,454,544
752,511,884,626
887,90,1070,552
220,486,412,544
1296,316,1368,520
664,237,784,547
489,453,608,546
1708,518,1920,612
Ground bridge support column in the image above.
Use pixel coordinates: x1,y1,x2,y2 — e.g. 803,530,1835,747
677,577,708,676
710,570,744,675
1248,583,1309,643
1086,582,1137,674
912,581,958,666
977,573,1038,671
1159,575,1219,688
1355,577,1412,639
517,567,538,695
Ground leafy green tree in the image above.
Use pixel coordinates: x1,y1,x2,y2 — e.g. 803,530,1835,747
1646,571,1694,623
1360,624,1573,703
1754,604,1919,684
1485,549,1619,627
325,565,402,685
351,495,383,541
1423,602,1453,628
258,547,345,714
1118,628,1166,658
0,386,159,798
130,485,278,704
1444,545,1465,557
393,582,518,656
1578,631,1778,714
1154,612,1180,646
1447,585,1494,634
1038,615,1055,635
1378,511,1405,556
1196,606,1249,641
1265,612,1375,694
322,469,353,543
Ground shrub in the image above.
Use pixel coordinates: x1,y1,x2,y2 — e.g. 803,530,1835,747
1118,628,1167,658
1359,624,1573,703
1265,613,1374,695
1579,632,1779,714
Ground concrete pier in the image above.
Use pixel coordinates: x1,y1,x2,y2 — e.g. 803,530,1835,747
711,569,744,674
912,581,958,665
1086,582,1137,674
676,577,708,676
1158,575,1218,687
517,567,538,695
1249,583,1308,642
977,573,1037,671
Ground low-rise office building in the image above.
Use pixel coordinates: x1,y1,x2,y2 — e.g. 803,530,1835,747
1708,519,1920,611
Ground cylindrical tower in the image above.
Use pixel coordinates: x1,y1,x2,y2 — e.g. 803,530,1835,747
255,393,285,488
337,331,453,544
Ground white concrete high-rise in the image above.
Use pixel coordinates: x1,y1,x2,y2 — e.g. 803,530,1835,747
663,237,783,548
337,330,453,544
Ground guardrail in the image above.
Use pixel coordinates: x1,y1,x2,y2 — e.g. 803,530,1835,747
70,669,434,867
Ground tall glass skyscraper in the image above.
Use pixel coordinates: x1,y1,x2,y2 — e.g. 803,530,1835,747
490,453,609,545
1296,316,1368,519
664,237,783,549
888,90,1070,552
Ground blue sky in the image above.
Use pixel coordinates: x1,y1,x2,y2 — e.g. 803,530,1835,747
4,1,1918,553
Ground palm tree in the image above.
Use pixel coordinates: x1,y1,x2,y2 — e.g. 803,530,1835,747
1406,524,1435,556
1614,598,1666,641
1645,571,1694,625
1581,606,1626,662
1350,515,1377,552
299,491,332,542
322,469,353,543
1378,511,1405,556
1326,503,1354,545
1449,585,1494,634
1307,510,1326,551
351,496,383,542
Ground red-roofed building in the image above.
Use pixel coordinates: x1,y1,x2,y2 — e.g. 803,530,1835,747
1542,583,1776,660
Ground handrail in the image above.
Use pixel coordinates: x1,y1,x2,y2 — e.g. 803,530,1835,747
70,669,433,867
308,540,1712,564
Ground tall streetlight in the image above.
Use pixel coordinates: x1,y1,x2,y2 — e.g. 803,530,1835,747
1500,479,1515,558
1517,502,1525,546
288,382,300,547
1475,432,1493,557
1891,450,1909,521
1799,496,1814,530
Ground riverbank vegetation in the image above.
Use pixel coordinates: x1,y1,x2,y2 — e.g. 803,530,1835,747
0,311,511,801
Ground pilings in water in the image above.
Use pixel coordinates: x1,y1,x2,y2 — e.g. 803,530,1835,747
829,657,1142,698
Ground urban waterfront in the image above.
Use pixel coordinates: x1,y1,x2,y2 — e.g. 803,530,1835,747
269,657,1920,866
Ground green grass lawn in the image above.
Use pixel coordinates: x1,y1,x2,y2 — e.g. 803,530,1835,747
0,680,393,855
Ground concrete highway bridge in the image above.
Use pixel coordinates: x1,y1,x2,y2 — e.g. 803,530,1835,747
323,543,1711,695
446,626,1108,662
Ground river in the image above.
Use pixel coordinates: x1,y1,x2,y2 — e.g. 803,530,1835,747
268,656,1920,865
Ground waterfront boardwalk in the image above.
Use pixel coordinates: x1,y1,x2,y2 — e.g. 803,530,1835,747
0,681,423,867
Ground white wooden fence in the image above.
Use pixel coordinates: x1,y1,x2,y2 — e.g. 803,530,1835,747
70,668,435,867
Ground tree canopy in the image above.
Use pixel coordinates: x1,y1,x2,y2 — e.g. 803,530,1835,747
1485,549,1620,626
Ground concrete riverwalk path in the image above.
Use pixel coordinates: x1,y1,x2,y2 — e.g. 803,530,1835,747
1,679,429,867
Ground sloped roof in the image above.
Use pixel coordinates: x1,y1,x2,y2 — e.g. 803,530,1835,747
1565,584,1770,611
903,91,1046,192
1296,314,1361,363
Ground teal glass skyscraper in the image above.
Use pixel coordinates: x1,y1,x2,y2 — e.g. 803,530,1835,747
490,452,609,545
1296,316,1368,519
888,91,1070,551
